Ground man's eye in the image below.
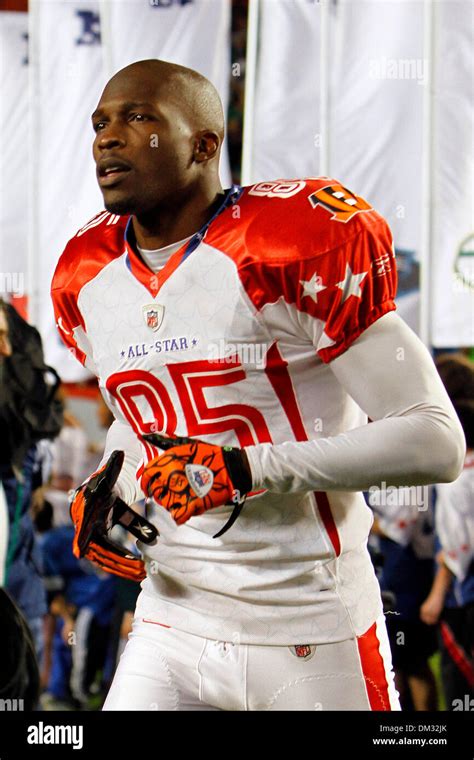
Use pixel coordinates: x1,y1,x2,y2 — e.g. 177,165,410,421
93,121,106,132
130,113,148,122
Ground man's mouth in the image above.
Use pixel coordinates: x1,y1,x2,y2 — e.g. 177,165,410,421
97,159,132,188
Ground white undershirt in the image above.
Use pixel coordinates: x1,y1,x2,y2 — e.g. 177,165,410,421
137,235,194,273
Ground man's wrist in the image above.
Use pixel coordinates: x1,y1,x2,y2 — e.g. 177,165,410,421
222,447,253,496
236,444,269,492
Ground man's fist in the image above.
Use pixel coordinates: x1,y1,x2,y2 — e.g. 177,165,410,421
70,450,157,581
141,434,252,533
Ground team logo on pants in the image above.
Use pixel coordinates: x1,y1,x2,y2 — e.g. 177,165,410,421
308,184,372,223
290,644,316,660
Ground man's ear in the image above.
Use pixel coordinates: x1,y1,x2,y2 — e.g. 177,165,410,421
193,131,220,163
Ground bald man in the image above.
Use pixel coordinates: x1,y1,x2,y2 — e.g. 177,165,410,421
52,60,465,711
92,60,226,246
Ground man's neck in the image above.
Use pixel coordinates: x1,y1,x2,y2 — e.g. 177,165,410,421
132,183,225,250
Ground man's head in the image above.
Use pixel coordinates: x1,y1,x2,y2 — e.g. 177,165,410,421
92,59,225,216
0,302,12,360
453,399,474,449
435,352,474,402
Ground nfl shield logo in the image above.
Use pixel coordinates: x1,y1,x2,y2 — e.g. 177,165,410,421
295,645,311,658
143,304,164,332
194,469,211,488
289,644,316,660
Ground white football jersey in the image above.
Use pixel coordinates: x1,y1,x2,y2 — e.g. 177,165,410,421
52,178,398,644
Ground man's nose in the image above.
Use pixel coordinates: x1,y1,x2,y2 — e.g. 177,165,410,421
97,126,126,150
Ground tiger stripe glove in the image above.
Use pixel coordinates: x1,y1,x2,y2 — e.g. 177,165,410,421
70,450,158,581
141,433,252,536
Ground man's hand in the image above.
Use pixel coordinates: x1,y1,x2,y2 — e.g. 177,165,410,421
420,591,445,626
141,433,252,534
70,450,158,581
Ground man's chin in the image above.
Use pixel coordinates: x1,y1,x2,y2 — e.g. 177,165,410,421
104,200,134,216
102,192,136,216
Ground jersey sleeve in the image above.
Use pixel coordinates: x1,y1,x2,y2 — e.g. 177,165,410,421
297,217,398,363
51,225,107,376
51,210,127,375
51,280,97,374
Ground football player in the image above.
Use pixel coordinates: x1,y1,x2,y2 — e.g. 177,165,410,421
52,60,465,711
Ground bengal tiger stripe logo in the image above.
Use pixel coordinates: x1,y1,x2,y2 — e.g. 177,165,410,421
308,184,372,222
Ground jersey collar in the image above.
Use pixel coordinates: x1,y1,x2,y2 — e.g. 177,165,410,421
124,184,243,297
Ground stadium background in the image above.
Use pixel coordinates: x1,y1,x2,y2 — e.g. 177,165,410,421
0,0,472,712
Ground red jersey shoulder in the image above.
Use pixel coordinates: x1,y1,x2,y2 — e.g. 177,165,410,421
51,210,128,295
207,179,397,361
51,211,129,364
208,177,386,267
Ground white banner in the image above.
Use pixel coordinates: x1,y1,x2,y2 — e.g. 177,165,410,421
100,0,232,186
30,0,105,380
329,0,425,334
431,0,474,347
244,0,321,184
329,0,424,263
0,12,29,303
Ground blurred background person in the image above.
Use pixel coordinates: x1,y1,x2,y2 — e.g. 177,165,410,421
36,388,117,709
0,298,63,669
420,359,474,709
369,487,438,711
0,587,40,711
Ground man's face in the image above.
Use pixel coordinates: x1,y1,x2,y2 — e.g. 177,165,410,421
0,310,12,359
92,71,195,216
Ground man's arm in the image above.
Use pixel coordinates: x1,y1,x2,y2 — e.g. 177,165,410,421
420,552,454,626
98,418,145,505
245,312,465,493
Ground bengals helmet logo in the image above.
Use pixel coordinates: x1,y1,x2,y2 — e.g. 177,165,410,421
308,183,372,223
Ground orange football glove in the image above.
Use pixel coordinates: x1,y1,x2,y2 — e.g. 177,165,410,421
70,450,158,581
141,433,252,535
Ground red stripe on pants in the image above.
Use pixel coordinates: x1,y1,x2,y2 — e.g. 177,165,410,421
357,621,392,710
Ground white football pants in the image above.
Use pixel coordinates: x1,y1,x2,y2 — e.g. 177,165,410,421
103,613,400,711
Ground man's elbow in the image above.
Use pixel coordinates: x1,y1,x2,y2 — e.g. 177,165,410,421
429,420,466,483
